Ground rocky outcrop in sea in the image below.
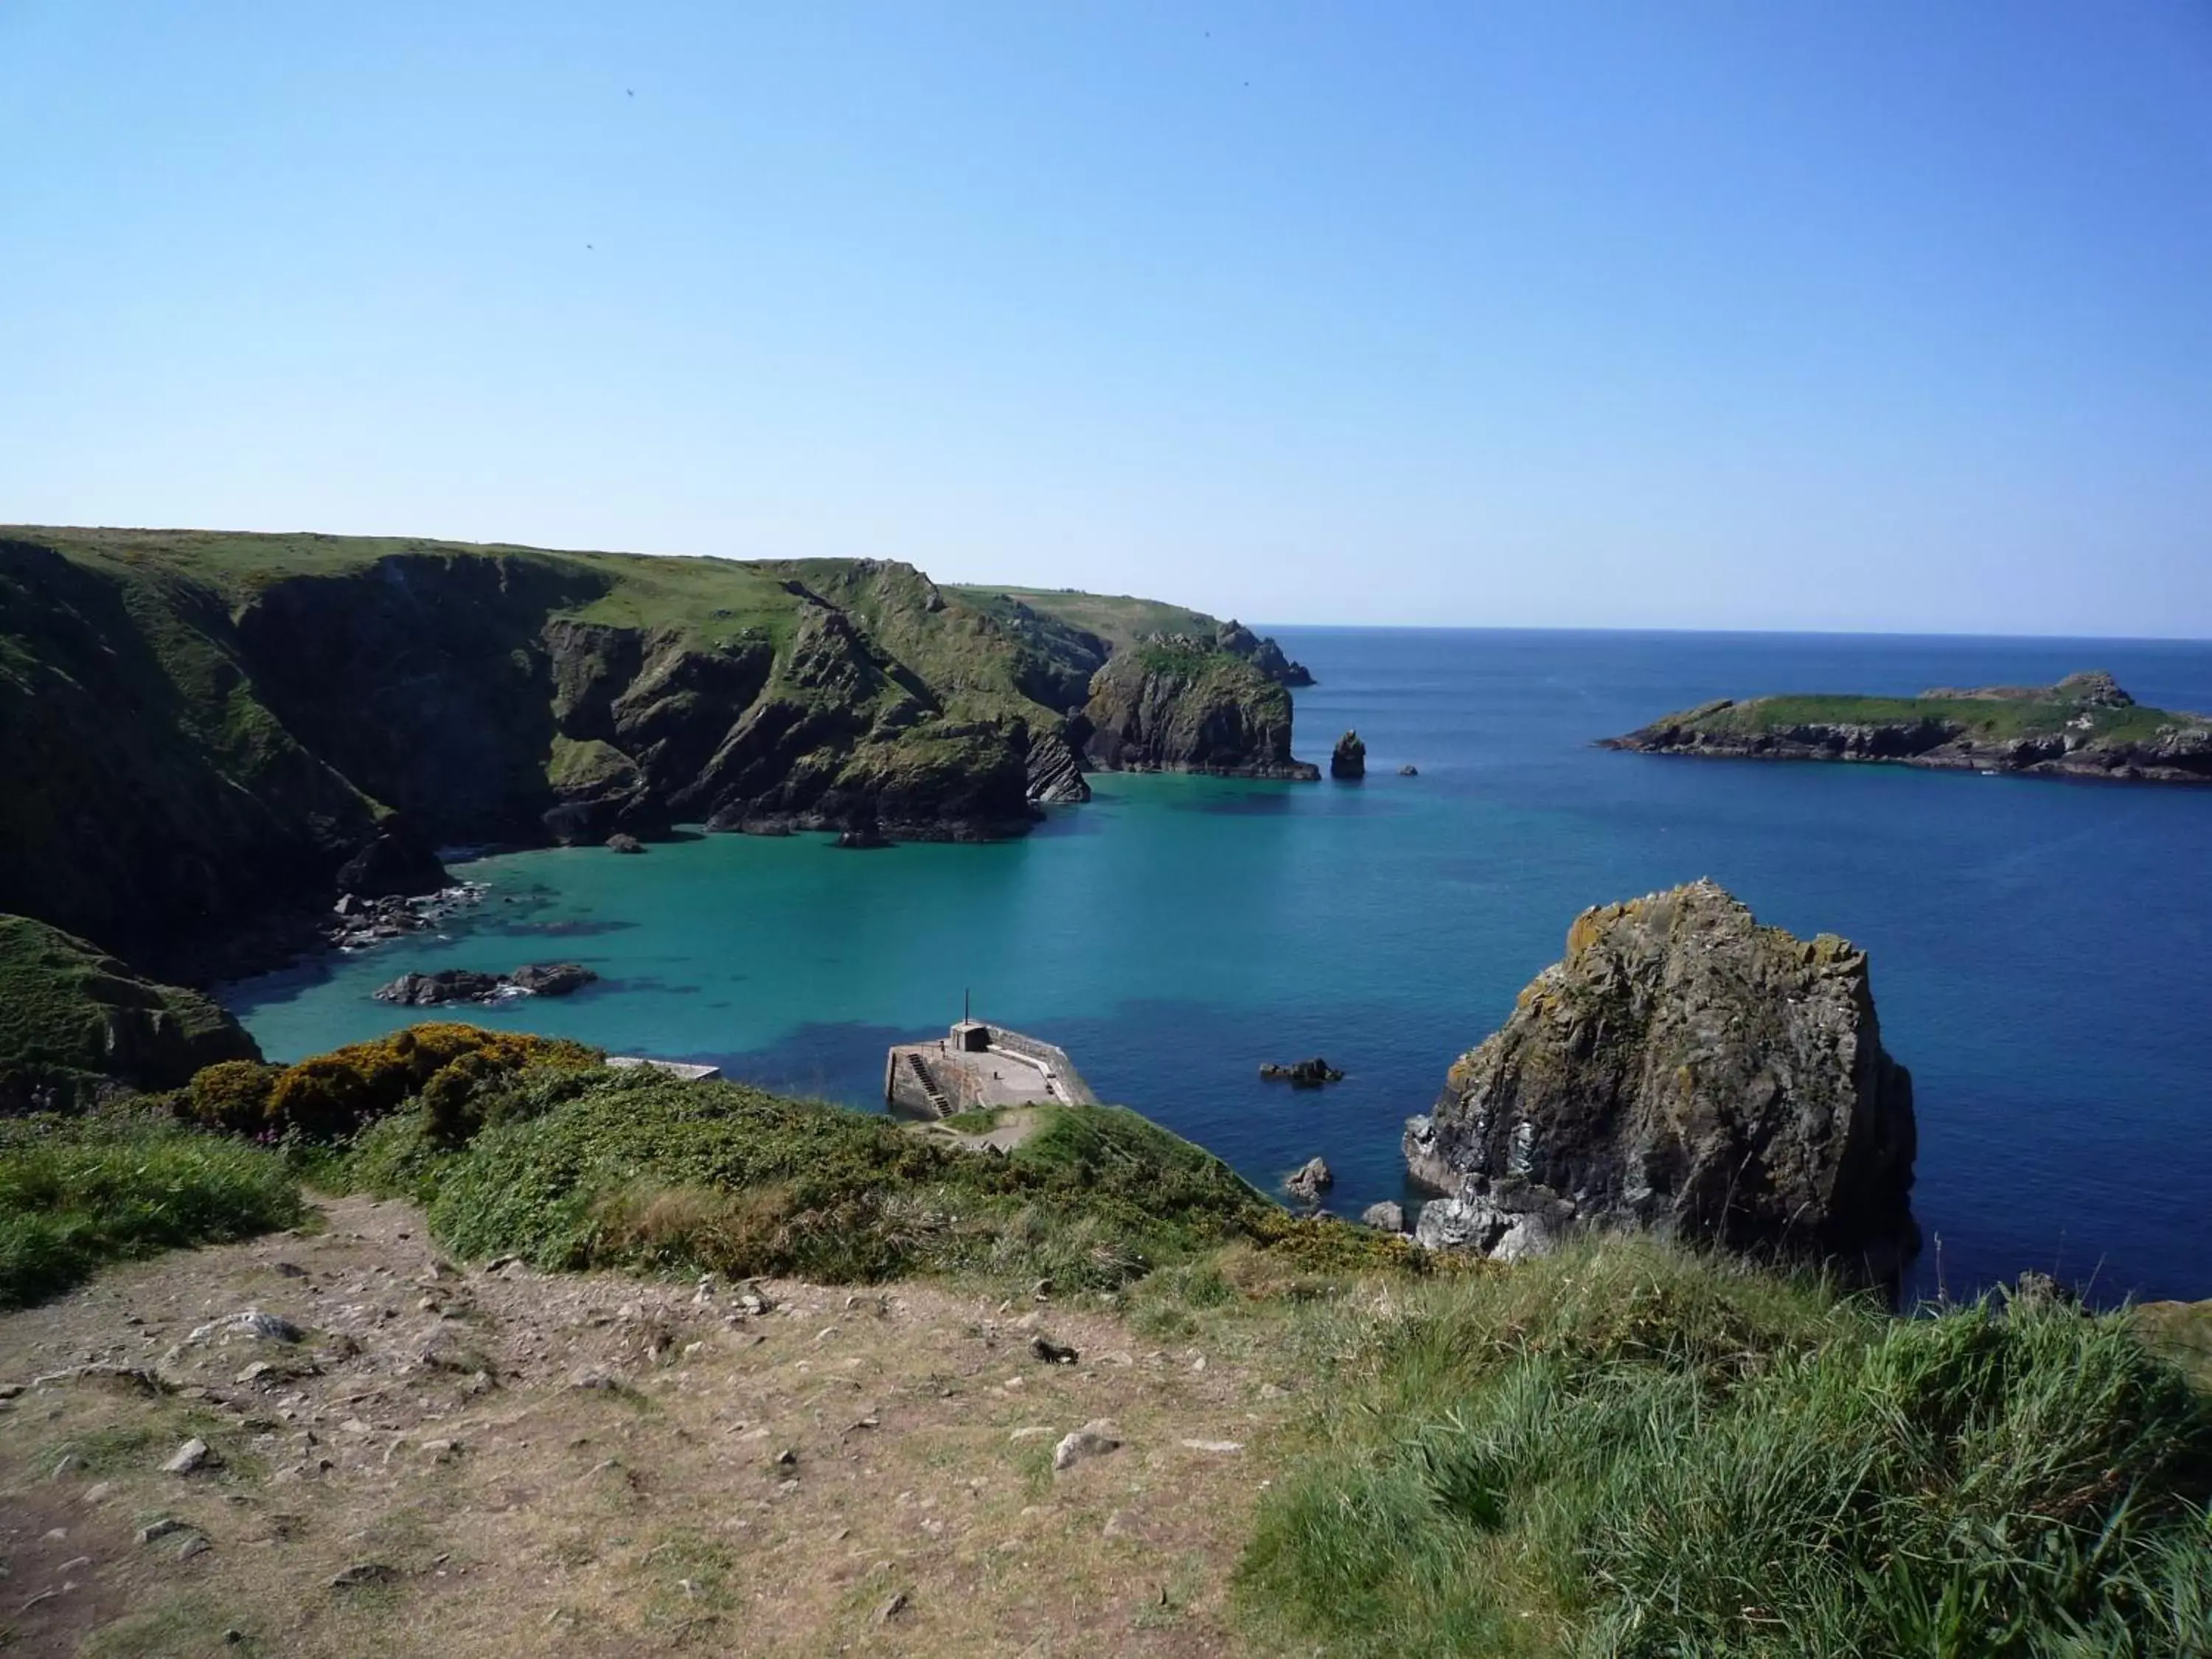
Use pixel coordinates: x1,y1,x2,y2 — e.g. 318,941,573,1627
1080,636,1320,779
1330,731,1366,779
372,962,599,1006
1606,672,2212,785
1403,879,1919,1285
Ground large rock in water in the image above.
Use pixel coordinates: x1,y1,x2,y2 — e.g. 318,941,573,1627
1080,636,1321,779
1402,880,1918,1284
1330,730,1366,779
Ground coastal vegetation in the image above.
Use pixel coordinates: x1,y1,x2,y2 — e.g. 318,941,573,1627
1607,671,2212,783
0,1108,304,1308
338,1058,1413,1289
0,1034,2207,1651
0,914,260,1110
1240,1238,2212,1657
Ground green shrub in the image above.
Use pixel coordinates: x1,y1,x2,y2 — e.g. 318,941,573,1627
0,1111,305,1308
359,1067,1397,1293
1234,1238,2212,1658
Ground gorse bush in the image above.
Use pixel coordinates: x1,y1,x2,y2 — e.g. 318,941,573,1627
1235,1238,2212,1658
0,1110,305,1307
182,1023,600,1138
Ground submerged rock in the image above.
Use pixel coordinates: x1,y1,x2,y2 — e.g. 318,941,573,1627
605,832,645,854
1403,880,1917,1285
373,963,597,1005
1398,764,1419,777
506,962,599,997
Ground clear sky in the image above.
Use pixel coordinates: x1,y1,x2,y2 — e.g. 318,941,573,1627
4,3,2209,635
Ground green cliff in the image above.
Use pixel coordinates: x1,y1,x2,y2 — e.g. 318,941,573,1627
0,914,261,1109
1078,634,1321,779
1606,670,2212,783
1,527,1314,961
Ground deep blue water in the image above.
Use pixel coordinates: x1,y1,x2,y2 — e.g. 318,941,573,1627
229,627,2212,1304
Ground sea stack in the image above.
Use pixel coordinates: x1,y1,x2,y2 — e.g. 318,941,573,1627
1331,731,1366,779
1403,880,1918,1286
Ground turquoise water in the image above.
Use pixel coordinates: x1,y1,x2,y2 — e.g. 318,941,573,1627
227,627,2212,1304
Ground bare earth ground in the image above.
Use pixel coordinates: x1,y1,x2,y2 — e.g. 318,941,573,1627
0,1196,1300,1657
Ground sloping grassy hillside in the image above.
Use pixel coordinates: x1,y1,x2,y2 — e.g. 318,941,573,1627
0,914,260,1109
948,584,1224,653
343,1065,1410,1290
1237,1239,2212,1658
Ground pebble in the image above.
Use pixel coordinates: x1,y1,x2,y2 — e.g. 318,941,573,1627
330,1562,397,1590
138,1517,189,1544
1051,1419,1124,1472
163,1437,215,1475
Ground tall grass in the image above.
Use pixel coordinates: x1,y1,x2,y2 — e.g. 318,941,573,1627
1237,1238,2212,1658
0,1111,305,1308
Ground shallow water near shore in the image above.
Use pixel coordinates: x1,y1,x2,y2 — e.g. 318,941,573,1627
226,627,2212,1304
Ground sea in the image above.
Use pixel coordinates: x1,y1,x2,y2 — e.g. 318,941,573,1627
224,628,2212,1307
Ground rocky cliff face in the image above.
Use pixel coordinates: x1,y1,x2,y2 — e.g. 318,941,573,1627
1079,637,1321,779
2,528,1311,967
1607,674,2212,785
1403,880,1918,1284
0,914,262,1109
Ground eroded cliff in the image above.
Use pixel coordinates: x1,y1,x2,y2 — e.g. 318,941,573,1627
1079,636,1320,779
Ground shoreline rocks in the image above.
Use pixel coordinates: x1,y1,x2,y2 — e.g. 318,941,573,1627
328,884,486,953
1403,880,1918,1287
1286,1157,1334,1203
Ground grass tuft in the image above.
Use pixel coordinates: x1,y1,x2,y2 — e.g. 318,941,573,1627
0,1109,305,1308
1234,1237,2212,1657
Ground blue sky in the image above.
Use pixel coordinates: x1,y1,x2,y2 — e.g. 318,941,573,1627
3,2,2208,634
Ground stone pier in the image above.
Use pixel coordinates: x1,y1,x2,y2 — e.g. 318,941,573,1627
884,1022,1097,1119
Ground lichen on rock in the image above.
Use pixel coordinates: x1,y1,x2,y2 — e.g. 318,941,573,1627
1404,879,1918,1286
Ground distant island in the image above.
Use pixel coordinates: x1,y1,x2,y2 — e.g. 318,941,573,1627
1604,670,2212,785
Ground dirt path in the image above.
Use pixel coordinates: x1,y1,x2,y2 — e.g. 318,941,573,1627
0,1197,1297,1657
